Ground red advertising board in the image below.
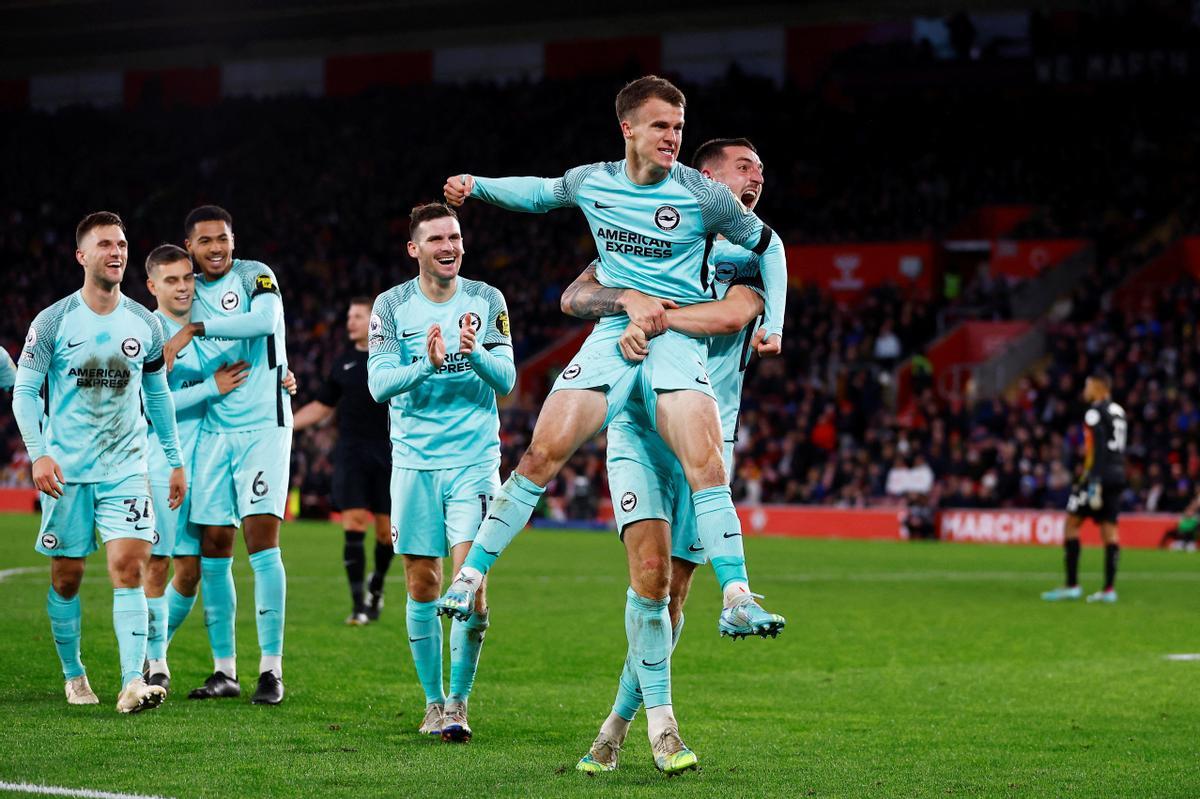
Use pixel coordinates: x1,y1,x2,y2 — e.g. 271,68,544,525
938,509,1169,549
990,238,1086,278
786,241,935,300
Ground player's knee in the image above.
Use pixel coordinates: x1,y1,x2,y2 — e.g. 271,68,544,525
518,444,561,485
52,566,84,598
634,555,670,596
685,457,727,492
109,556,145,588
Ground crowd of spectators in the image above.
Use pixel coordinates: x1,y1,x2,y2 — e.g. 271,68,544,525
1,63,1197,518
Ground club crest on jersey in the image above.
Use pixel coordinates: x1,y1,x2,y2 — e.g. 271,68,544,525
152,531,160,545
390,525,398,544
121,337,142,359
496,311,510,338
369,313,382,336
562,364,582,380
714,262,738,283
21,326,36,360
459,312,482,333
40,533,58,550
221,290,240,311
654,205,681,231
620,492,637,512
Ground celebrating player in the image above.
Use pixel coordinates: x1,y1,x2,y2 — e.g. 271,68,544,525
293,298,395,625
141,244,252,691
163,205,293,704
565,138,771,772
12,212,186,713
1042,371,1128,603
367,203,515,743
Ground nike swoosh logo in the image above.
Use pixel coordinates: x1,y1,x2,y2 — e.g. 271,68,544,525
696,377,710,385
131,631,146,637
484,514,509,527
135,524,152,531
67,339,85,349
54,639,70,645
593,201,615,209
408,636,428,643
401,330,420,338
258,609,275,615
479,546,500,556
688,543,704,552
641,657,667,667
250,497,269,504
723,532,742,539
343,362,357,370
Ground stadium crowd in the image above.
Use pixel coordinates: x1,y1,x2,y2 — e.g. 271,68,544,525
1,66,1196,516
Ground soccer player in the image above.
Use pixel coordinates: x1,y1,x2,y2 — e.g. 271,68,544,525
163,205,292,704
564,138,771,772
367,203,514,743
294,298,394,625
141,244,251,692
12,211,186,713
1042,371,1128,604
439,76,785,772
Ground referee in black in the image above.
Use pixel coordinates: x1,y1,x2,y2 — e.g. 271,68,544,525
294,297,394,624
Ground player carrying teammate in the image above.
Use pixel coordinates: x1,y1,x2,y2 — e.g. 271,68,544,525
294,298,395,625
163,205,293,704
12,212,185,713
368,203,515,743
141,244,252,691
1042,371,1128,603
565,138,772,772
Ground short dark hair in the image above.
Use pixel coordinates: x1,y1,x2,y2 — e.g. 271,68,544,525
76,211,125,247
409,202,458,240
350,296,374,309
184,205,233,238
615,75,686,122
145,243,191,278
692,137,758,171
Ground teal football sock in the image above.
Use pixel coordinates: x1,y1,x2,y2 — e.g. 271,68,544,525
448,608,489,703
146,594,168,662
112,587,148,687
200,556,237,661
406,596,445,705
165,583,197,644
462,474,544,575
626,588,672,709
612,612,684,720
46,587,85,681
249,548,286,658
693,486,749,589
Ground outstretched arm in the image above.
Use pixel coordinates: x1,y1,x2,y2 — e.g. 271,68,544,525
444,173,570,214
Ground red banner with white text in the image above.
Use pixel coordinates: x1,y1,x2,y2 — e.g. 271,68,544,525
786,242,935,300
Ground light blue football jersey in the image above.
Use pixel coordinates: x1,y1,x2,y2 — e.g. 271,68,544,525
704,238,763,444
0,347,14,390
191,259,292,433
471,160,785,336
18,292,167,483
147,313,212,481
368,276,511,469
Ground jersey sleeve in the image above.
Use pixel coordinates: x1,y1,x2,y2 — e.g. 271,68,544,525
482,286,513,350
367,289,433,401
202,262,282,339
730,254,766,299
144,312,166,373
0,348,14,390
472,163,599,213
19,306,63,374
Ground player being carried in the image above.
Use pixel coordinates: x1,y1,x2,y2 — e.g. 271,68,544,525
562,137,773,772
141,244,296,692
368,203,515,743
162,205,293,704
13,212,186,713
437,76,787,773
293,297,396,626
1042,370,1128,604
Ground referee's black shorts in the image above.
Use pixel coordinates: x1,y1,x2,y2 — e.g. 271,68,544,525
1065,480,1124,524
332,438,391,514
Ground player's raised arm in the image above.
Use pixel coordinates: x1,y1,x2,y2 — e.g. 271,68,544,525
445,164,596,213
460,285,516,395
560,259,676,334
366,291,436,402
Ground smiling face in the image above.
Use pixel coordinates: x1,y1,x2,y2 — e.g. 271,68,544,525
147,258,195,317
186,219,235,280
622,97,684,175
76,224,129,290
408,215,464,282
703,145,765,211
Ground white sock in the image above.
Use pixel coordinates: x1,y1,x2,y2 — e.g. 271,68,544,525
600,712,632,743
458,566,483,586
215,656,236,679
723,581,751,607
260,655,282,678
148,658,170,677
646,705,676,741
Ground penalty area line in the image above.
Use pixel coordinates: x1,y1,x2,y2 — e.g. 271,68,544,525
0,782,174,799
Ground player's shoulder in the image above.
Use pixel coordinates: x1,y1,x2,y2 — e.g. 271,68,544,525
673,164,740,207
459,276,504,302
232,258,273,276
30,292,80,334
376,279,419,309
556,161,621,204
120,295,162,329
232,258,280,296
1107,401,1126,418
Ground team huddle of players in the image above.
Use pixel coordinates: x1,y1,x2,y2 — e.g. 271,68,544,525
3,74,1128,776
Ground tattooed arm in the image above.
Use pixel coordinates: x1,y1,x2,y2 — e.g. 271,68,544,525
560,260,677,335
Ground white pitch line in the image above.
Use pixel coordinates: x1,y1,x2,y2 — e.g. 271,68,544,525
0,782,174,799
0,567,39,583
1164,654,1200,662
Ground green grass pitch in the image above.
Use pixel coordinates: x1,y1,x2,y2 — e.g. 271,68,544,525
1,513,1198,798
